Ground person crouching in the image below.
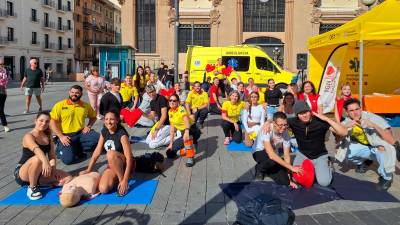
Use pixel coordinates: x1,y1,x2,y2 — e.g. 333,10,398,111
166,94,201,167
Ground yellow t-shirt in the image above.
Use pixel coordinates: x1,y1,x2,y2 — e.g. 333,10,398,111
221,101,245,123
169,106,193,131
351,125,370,145
133,74,150,89
50,99,96,134
214,65,226,80
185,90,209,109
120,82,139,103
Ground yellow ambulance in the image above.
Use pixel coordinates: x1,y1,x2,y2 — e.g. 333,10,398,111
185,45,296,91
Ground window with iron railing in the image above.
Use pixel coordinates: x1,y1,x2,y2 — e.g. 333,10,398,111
319,23,343,34
136,0,156,53
7,27,14,41
58,37,63,50
243,0,285,32
32,32,37,44
6,1,14,16
178,25,210,53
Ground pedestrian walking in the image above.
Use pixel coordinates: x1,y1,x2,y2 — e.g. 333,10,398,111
20,58,45,113
84,66,107,119
0,57,10,132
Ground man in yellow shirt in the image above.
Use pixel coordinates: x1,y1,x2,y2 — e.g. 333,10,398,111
185,81,209,129
50,85,99,165
120,75,139,109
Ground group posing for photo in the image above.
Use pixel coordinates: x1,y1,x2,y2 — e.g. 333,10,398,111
12,62,400,205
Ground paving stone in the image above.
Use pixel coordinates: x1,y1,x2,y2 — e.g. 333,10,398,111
312,213,338,225
294,215,319,225
6,205,47,225
352,210,390,225
330,212,367,225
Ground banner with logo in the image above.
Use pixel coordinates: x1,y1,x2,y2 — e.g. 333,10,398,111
319,45,348,113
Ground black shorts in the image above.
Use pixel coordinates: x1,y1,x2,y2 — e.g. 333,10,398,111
14,164,29,186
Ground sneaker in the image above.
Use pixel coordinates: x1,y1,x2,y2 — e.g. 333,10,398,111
377,178,392,191
23,110,29,114
223,137,230,145
355,160,372,173
186,157,195,167
27,186,42,200
394,141,400,162
4,126,10,132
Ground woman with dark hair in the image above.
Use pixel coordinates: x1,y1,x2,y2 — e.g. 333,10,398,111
15,111,72,200
166,94,201,167
134,66,147,94
264,78,282,121
242,91,265,147
298,81,321,113
279,92,296,118
221,90,246,145
80,110,134,196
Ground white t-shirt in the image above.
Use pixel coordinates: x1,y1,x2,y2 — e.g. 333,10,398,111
241,105,265,132
253,126,291,154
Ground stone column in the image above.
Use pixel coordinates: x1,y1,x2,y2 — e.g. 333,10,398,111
120,0,136,48
284,0,294,70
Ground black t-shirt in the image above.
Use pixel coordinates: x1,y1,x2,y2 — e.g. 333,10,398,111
24,68,43,88
101,126,128,153
288,117,330,159
150,94,170,125
264,88,282,105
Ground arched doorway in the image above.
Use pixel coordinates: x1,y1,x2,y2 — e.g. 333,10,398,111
243,37,284,66
19,56,26,81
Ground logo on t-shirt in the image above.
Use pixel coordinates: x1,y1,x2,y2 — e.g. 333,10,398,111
104,140,116,151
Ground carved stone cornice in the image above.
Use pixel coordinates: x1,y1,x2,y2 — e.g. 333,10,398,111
212,0,222,7
209,9,220,25
118,0,125,5
311,8,322,24
311,0,321,7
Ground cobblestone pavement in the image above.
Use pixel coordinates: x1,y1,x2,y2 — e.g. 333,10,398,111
0,82,399,225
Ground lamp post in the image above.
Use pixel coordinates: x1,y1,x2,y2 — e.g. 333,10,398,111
358,0,376,107
174,0,179,83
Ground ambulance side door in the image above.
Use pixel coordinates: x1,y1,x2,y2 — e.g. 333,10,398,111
221,56,251,83
254,56,278,86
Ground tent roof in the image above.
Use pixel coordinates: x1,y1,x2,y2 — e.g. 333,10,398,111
308,0,400,50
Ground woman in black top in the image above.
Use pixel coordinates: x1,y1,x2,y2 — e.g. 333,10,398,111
264,79,282,121
80,110,134,196
15,111,72,200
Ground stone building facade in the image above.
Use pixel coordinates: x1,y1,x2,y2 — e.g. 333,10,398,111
120,0,371,73
0,0,74,80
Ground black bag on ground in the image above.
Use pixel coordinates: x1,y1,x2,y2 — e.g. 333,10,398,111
235,192,294,225
134,152,164,173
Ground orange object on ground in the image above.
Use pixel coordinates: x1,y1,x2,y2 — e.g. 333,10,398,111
292,159,315,189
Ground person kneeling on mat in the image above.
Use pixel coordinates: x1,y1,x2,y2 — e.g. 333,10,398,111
59,172,101,207
263,101,347,187
252,112,302,188
80,110,134,196
166,94,201,167
15,111,72,200
221,90,246,145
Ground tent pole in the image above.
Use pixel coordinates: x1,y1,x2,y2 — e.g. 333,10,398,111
359,41,364,108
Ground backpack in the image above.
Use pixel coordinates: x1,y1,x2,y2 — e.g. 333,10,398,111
134,152,165,173
235,190,294,225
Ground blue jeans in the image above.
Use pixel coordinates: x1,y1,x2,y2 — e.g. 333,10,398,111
56,130,99,165
348,143,392,180
267,106,278,120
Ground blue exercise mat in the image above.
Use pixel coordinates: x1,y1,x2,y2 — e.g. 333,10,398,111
385,116,400,127
129,135,147,143
0,179,158,206
226,142,253,152
221,173,399,210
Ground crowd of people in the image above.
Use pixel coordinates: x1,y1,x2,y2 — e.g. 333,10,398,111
5,58,400,204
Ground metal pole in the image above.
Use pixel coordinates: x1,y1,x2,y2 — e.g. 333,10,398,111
191,21,194,45
174,0,179,83
359,41,364,107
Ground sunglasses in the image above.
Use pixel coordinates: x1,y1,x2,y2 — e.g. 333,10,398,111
169,99,178,102
275,123,288,128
